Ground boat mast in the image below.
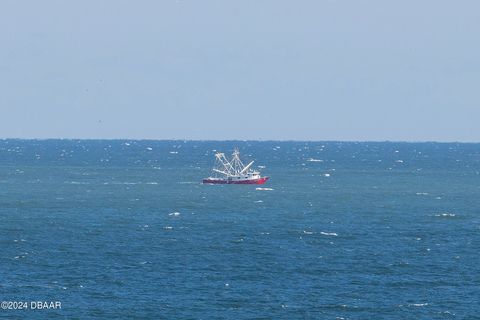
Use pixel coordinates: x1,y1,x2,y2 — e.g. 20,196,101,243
240,160,254,174
230,148,246,175
211,149,255,178
213,153,236,177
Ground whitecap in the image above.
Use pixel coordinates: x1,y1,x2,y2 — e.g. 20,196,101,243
303,230,314,235
256,187,274,191
435,213,456,217
146,147,153,151
307,158,323,162
169,212,181,216
67,181,89,185
254,200,263,203
320,232,338,236
146,182,158,185
416,192,429,195
169,151,178,154
323,173,330,177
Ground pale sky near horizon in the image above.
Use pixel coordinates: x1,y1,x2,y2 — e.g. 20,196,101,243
1,1,479,141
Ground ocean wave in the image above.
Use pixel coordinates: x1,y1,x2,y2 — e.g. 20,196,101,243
408,303,429,307
65,181,90,185
320,232,338,236
104,181,140,185
435,213,456,217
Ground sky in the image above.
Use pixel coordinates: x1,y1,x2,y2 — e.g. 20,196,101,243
0,0,479,141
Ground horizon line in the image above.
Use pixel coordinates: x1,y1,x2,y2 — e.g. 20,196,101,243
1,137,479,144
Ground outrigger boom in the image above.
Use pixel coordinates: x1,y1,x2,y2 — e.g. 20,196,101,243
203,149,269,185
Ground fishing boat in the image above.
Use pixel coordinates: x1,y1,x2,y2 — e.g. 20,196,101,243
203,149,269,184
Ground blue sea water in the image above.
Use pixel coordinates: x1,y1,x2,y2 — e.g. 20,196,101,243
0,140,479,319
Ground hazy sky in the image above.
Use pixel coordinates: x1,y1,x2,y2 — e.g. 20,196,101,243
1,0,479,141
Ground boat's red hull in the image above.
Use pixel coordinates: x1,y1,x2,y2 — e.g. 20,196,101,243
203,177,269,185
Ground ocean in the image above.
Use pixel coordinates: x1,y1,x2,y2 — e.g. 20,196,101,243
1,140,479,319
